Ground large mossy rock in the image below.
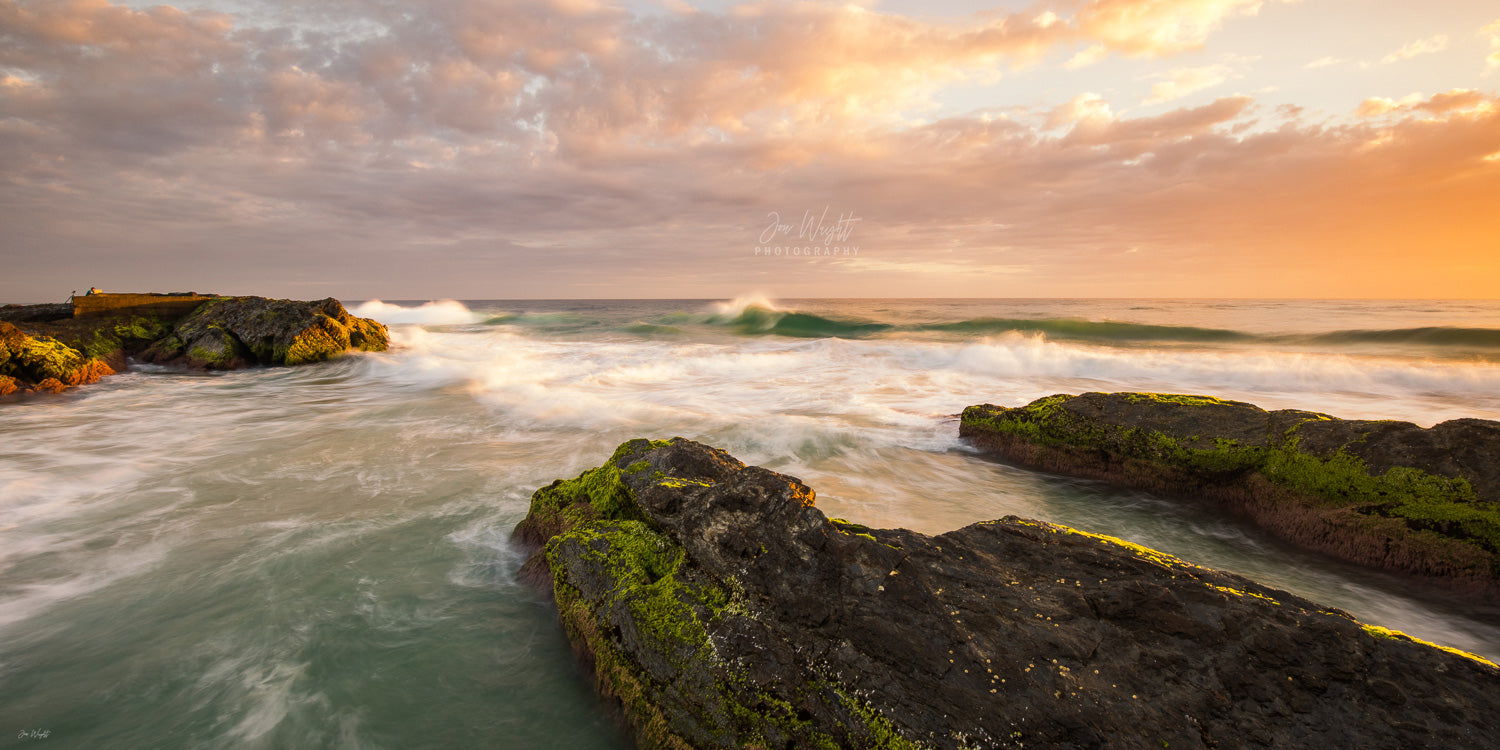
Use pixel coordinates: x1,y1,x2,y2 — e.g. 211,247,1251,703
513,438,1500,749
0,321,115,394
2,296,388,397
25,314,174,370
960,393,1500,602
142,296,388,369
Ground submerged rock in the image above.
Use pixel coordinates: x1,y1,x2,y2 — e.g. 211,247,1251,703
960,393,1500,602
141,296,388,369
513,438,1500,749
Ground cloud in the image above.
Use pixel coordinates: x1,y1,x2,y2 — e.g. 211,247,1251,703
0,0,1289,169
1144,64,1233,104
2,0,1497,299
1382,34,1449,64
1484,19,1500,71
1073,0,1278,57
1064,44,1109,69
1356,93,1423,117
1048,92,1117,129
1303,56,1340,69
1357,89,1493,118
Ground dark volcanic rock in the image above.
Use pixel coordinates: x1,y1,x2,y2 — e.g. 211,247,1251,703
513,438,1500,749
960,393,1500,602
141,296,388,369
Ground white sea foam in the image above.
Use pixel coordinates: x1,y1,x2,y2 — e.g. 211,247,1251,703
936,334,1500,423
365,325,1500,445
5,297,1500,746
350,299,483,326
0,534,172,631
707,293,781,318
197,653,311,743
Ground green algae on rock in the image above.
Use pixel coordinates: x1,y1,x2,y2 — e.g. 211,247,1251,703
960,392,1500,602
513,438,1500,749
2,296,389,397
512,439,891,749
0,321,115,394
142,296,389,369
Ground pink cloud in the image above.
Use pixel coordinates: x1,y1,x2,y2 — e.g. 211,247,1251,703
2,0,1496,299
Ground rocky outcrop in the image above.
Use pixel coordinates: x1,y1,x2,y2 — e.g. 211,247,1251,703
0,302,72,324
140,296,388,369
0,321,116,394
2,296,388,396
960,393,1500,602
513,438,1500,749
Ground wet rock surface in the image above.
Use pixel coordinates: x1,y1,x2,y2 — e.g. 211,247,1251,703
2,296,388,396
140,296,388,369
514,438,1500,749
0,321,116,395
960,393,1500,602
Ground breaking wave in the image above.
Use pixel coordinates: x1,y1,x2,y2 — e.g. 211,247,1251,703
350,299,482,326
361,297,1500,359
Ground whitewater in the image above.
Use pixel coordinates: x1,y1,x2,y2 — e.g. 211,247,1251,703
3,297,1499,748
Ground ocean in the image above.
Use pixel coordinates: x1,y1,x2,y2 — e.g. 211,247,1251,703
3,297,1499,748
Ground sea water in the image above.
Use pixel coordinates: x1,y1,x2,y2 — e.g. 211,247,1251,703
2,297,1499,748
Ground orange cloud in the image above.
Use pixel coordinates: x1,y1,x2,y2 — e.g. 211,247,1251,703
740,91,1499,297
3,0,1496,299
1073,0,1277,57
1358,89,1493,118
1383,34,1449,64
1,0,1297,163
1483,19,1500,71
0,0,236,72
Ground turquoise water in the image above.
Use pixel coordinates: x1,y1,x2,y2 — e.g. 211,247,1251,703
3,297,1499,748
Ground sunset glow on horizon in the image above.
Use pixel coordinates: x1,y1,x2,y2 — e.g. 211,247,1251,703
2,0,1498,300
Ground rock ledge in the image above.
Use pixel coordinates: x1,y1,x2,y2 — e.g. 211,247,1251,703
960,393,1500,602
1,296,388,395
514,437,1500,749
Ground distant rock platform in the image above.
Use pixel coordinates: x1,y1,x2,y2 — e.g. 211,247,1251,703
513,438,1500,749
1,295,388,396
960,393,1500,604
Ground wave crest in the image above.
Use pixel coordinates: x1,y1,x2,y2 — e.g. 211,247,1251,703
705,296,892,338
351,300,482,326
707,294,782,319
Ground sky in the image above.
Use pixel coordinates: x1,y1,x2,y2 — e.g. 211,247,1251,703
1,0,1498,301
